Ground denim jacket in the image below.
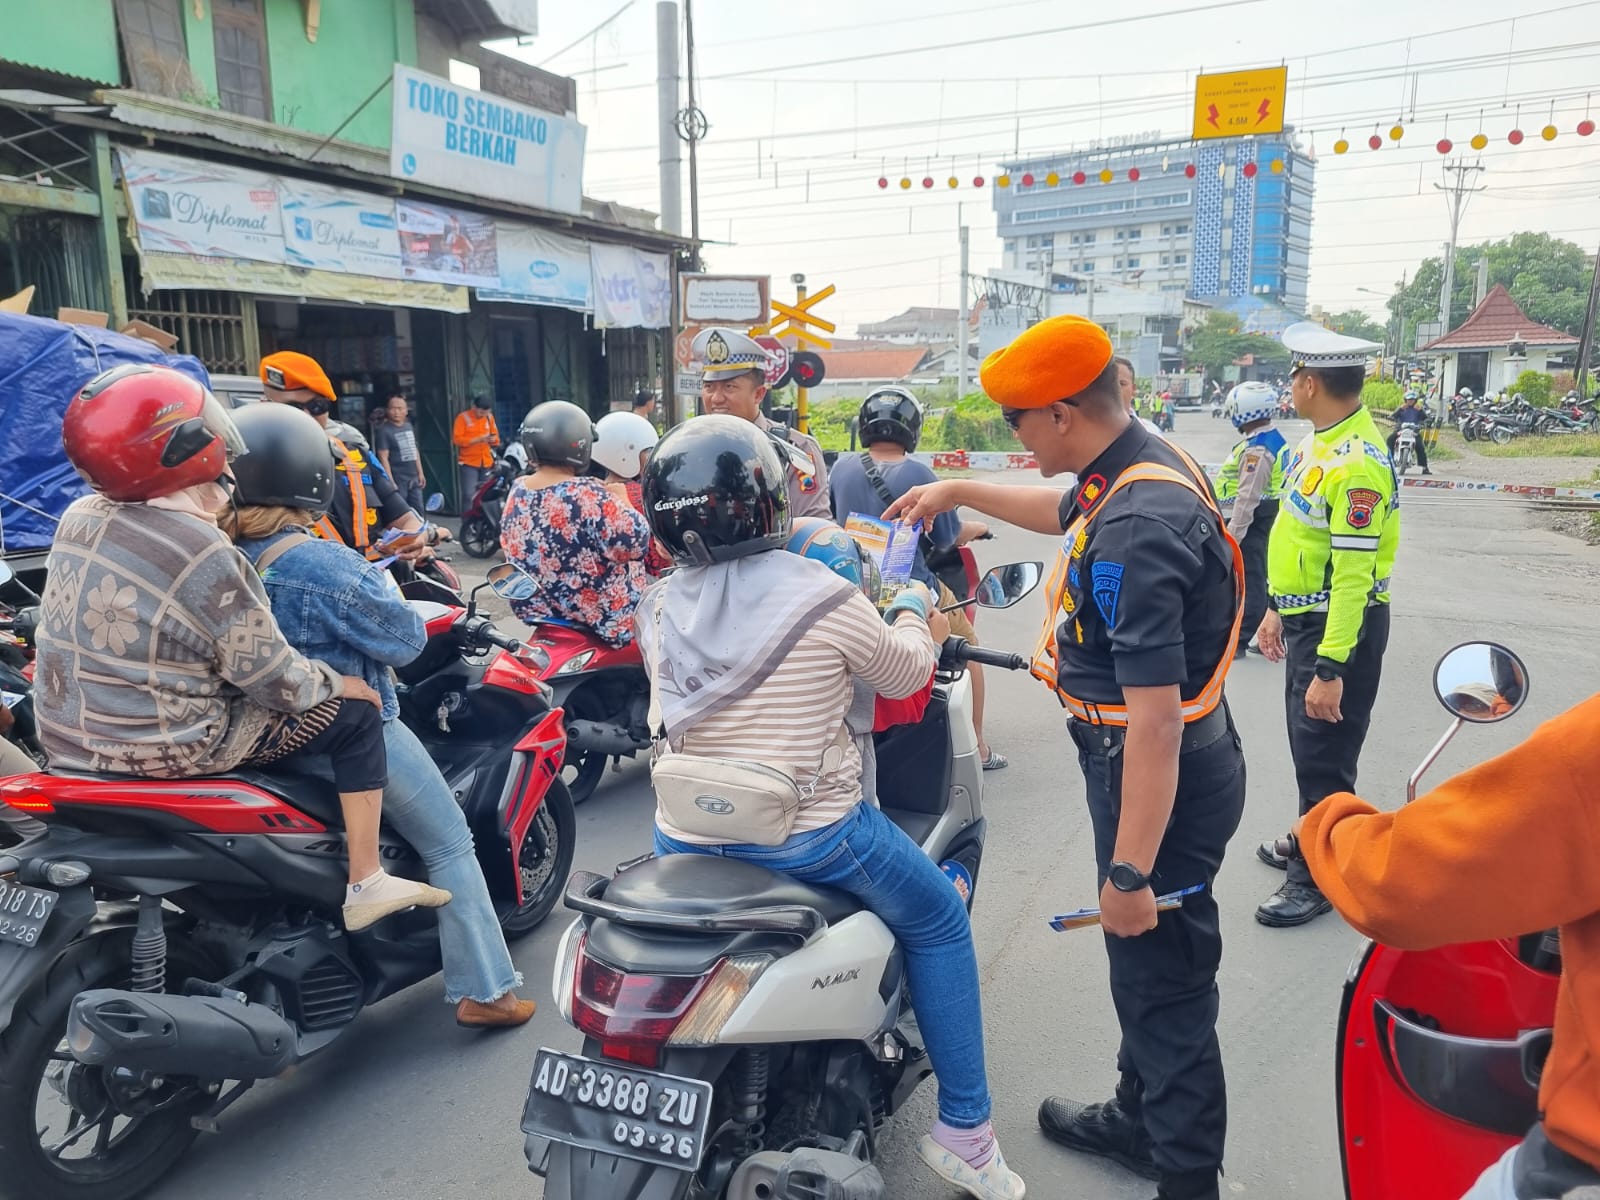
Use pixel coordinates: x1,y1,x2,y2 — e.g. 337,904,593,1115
237,529,426,722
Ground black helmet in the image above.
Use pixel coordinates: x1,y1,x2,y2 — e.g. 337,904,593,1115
229,403,336,513
642,415,790,566
858,386,924,451
521,400,595,471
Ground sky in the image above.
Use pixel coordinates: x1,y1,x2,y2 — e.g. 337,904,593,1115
496,0,1600,335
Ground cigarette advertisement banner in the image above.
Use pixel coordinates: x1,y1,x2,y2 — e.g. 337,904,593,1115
118,148,285,263
279,181,402,279
591,244,672,330
396,199,500,289
478,223,592,310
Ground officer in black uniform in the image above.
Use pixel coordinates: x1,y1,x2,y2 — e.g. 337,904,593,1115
888,314,1246,1200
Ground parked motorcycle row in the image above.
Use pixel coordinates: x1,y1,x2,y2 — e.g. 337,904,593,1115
1454,390,1600,444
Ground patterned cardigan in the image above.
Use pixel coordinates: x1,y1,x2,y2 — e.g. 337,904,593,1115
35,495,342,778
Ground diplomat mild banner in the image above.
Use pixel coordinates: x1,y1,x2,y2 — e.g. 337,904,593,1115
279,181,402,279
395,199,500,289
118,148,285,264
591,244,671,329
478,223,592,311
389,65,586,215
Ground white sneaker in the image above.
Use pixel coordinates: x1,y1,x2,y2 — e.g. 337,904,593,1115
918,1135,1027,1200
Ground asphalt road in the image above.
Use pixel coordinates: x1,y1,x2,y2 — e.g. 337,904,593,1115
148,416,1600,1200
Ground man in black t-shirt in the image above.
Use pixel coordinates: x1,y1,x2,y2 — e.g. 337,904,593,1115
374,394,427,514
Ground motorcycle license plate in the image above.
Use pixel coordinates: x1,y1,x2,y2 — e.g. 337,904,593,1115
0,878,56,948
520,1048,712,1171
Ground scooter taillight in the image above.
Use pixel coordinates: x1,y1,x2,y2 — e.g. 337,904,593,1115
571,947,712,1045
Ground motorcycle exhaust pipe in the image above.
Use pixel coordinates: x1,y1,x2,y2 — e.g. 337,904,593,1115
68,989,296,1080
564,720,643,756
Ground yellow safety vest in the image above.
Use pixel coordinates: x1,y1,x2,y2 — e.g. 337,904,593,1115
1030,446,1244,726
311,435,376,556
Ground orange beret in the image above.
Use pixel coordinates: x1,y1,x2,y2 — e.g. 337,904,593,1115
980,315,1114,409
260,351,336,401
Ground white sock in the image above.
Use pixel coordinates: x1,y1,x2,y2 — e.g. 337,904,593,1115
345,870,424,905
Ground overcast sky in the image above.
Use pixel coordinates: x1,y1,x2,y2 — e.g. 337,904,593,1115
501,0,1600,334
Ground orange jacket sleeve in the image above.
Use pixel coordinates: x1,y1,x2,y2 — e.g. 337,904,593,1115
1300,693,1600,950
451,411,473,449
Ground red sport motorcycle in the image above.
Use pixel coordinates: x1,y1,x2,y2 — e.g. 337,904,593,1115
1282,641,1559,1200
0,565,575,1200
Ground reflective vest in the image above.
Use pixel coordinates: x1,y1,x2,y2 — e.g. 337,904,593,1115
1030,446,1245,726
1216,427,1289,503
311,435,376,556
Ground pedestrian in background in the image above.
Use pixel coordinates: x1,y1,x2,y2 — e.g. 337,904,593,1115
1254,323,1399,927
631,389,659,426
374,394,426,514
452,393,500,507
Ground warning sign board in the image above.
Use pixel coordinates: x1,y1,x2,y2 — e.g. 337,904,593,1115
1192,66,1288,141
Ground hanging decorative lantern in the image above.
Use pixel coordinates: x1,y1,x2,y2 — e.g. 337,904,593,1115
1269,158,1285,173
948,176,959,188
900,178,912,189
878,177,889,188
974,176,986,187
922,176,934,188
1099,168,1113,183
1241,161,1258,178
1217,161,1227,179
1072,170,1087,185
1542,124,1558,141
1436,138,1453,154
1183,163,1196,178
1508,128,1524,144
1128,167,1141,182
1470,132,1488,150
1579,119,1597,137
1021,172,1035,186
1333,138,1349,154
1367,133,1383,150
1161,154,1170,171
997,173,1012,187
1389,124,1404,141
1046,171,1060,186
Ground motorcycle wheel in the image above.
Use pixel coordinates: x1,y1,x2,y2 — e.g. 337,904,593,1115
1491,424,1513,446
500,779,578,938
460,516,499,560
561,744,607,807
0,932,217,1200
1462,423,1477,442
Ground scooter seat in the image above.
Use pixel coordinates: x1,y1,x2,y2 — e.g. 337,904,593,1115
606,853,863,926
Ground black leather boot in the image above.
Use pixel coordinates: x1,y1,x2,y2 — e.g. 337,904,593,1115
1037,1076,1158,1180
1153,1167,1221,1200
1255,880,1334,927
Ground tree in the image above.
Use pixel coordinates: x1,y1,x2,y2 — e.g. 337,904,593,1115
1185,310,1289,380
1326,309,1388,345
1386,231,1592,345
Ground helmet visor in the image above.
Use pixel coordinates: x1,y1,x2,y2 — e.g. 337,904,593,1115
162,390,247,468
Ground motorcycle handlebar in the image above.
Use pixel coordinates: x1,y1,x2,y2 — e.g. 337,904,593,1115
941,637,1028,671
484,628,523,654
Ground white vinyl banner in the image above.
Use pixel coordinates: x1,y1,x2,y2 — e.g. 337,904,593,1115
279,181,402,279
118,148,284,263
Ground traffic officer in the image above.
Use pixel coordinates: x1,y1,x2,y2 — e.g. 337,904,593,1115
692,326,831,519
1215,381,1291,656
1253,322,1399,927
887,314,1246,1200
258,351,440,561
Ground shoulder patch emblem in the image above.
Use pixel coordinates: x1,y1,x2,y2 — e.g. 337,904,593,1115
1345,488,1382,529
1090,561,1124,628
1077,474,1108,511
1299,465,1324,496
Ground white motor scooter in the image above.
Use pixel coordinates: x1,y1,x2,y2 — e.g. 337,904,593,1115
522,564,1042,1200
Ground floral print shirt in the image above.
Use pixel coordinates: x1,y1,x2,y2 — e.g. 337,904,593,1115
500,476,651,646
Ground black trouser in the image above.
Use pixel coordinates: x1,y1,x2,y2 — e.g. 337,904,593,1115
1386,427,1428,469
1281,605,1390,887
253,698,388,793
1238,499,1277,645
1074,703,1247,1177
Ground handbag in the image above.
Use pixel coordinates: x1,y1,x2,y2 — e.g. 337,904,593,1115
644,597,848,846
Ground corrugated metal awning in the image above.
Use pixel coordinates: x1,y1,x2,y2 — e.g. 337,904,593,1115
415,0,538,40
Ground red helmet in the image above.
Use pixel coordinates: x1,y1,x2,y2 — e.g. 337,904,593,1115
62,365,245,502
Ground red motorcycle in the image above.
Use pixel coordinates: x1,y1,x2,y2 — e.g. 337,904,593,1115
0,566,575,1200
1283,641,1556,1200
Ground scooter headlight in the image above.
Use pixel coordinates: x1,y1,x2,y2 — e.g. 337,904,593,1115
557,650,597,675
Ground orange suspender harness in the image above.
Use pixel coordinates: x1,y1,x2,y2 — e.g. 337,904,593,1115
311,436,375,556
1030,444,1245,726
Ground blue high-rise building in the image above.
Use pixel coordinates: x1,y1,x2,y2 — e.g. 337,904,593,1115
993,131,1314,312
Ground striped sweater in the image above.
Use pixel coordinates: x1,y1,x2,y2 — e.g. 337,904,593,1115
35,495,342,778
656,593,936,843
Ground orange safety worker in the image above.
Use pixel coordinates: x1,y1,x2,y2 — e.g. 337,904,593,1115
453,393,501,504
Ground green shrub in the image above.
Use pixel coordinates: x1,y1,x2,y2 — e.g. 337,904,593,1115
1512,369,1554,407
801,390,1022,453
1361,380,1404,412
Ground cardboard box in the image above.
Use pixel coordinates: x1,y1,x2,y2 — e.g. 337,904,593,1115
118,320,179,351
0,286,34,314
57,306,109,329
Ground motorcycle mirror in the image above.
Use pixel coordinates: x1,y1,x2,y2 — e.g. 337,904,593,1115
767,434,817,477
971,562,1044,609
425,492,445,513
1433,641,1530,724
487,561,538,603
0,560,12,587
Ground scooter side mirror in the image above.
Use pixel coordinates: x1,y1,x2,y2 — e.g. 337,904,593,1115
425,492,445,512
0,560,13,587
1433,641,1529,724
973,562,1044,608
487,561,538,603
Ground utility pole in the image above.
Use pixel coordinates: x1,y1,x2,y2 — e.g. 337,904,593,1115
683,0,703,270
1575,236,1600,399
1434,160,1486,331
655,2,681,237
958,225,971,399
1474,255,1490,309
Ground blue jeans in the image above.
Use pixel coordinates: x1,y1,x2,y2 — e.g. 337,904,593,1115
654,803,991,1127
307,721,522,1003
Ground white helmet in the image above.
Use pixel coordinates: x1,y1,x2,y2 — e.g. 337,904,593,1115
591,411,660,479
1228,382,1278,431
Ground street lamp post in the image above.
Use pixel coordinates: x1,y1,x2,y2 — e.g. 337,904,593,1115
1355,286,1397,380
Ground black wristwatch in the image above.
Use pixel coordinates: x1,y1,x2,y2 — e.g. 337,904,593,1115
1314,657,1344,682
1108,861,1152,893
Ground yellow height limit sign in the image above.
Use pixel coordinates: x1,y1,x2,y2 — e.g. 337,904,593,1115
1192,66,1288,140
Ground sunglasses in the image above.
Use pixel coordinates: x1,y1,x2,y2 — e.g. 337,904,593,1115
1001,397,1079,430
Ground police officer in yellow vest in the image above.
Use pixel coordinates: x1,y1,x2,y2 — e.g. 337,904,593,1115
887,315,1246,1200
258,352,439,561
1215,381,1291,657
1253,323,1399,928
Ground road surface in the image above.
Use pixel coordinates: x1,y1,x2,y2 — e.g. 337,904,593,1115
147,415,1597,1200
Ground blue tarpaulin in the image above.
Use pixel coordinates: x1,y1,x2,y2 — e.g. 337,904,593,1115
0,313,210,552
